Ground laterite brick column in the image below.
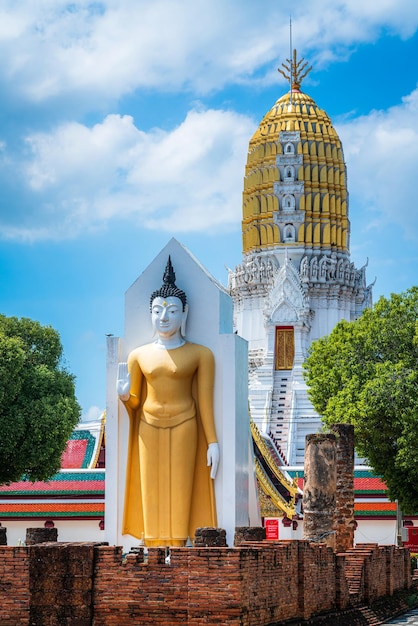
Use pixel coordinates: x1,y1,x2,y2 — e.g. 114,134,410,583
303,433,336,548
331,424,355,552
194,527,227,546
26,527,58,545
234,526,265,545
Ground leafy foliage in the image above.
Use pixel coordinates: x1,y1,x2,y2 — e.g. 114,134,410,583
0,315,81,484
303,287,418,513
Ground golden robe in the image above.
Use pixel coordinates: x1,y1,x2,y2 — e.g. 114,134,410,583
122,341,218,546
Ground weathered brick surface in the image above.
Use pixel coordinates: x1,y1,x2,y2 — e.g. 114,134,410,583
238,541,300,624
331,424,355,552
29,542,97,626
93,546,190,625
26,527,58,545
344,543,410,607
335,553,350,609
187,548,242,624
303,434,337,549
0,540,413,625
0,546,30,626
234,525,266,545
297,541,337,619
0,526,7,545
194,526,227,547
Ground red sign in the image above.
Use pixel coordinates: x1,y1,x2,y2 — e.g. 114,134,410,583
404,527,418,550
265,518,279,540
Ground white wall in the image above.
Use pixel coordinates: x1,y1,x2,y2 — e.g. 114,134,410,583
3,520,105,546
355,519,397,546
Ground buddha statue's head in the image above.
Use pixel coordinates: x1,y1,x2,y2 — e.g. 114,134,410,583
150,257,188,341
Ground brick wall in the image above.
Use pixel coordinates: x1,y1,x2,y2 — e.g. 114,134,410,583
237,541,300,624
297,541,338,619
29,542,96,626
344,544,411,608
0,547,30,626
93,545,192,625
0,540,412,626
90,541,413,625
335,553,351,609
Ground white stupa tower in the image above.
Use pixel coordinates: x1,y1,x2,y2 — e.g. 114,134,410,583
229,51,373,466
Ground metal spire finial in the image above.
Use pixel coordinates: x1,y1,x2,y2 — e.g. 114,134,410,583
289,17,293,107
278,48,312,92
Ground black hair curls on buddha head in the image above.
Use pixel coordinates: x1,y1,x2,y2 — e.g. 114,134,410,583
150,256,187,311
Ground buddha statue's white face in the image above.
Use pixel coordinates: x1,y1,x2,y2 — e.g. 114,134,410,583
151,296,187,342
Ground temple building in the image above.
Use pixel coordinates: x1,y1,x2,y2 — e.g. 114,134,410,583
0,413,105,546
229,50,373,469
2,52,416,548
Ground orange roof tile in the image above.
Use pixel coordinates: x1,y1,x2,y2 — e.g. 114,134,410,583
0,502,104,518
354,501,397,516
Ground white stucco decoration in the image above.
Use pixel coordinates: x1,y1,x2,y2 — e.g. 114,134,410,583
264,254,307,323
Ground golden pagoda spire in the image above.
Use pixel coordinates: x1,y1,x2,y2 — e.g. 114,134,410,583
278,49,312,92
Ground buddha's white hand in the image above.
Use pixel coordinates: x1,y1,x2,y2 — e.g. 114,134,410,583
116,362,130,401
207,442,220,479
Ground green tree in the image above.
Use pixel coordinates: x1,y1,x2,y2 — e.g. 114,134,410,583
303,287,418,513
0,315,81,484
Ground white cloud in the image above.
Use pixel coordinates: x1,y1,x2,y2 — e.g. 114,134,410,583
81,405,103,423
18,108,255,239
0,0,417,102
6,86,418,244
0,0,417,242
25,114,143,191
337,86,418,239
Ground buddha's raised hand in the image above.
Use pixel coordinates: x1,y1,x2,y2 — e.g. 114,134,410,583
116,362,130,401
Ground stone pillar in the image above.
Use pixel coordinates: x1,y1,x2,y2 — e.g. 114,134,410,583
26,527,58,545
331,424,355,552
0,526,6,545
303,433,336,548
234,526,266,546
194,527,227,547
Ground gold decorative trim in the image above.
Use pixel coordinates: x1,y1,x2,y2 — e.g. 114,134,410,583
91,411,106,469
254,457,296,519
251,421,299,497
251,421,299,519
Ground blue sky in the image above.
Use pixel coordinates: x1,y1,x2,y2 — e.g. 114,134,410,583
1,0,418,421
